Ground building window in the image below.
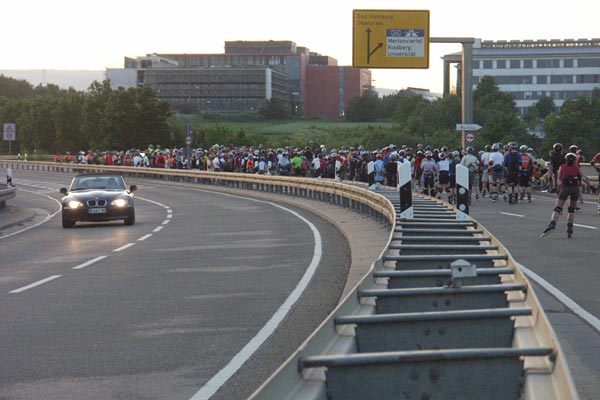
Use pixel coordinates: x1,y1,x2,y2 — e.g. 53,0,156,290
493,75,533,85
483,60,493,69
537,59,560,68
563,59,574,68
536,76,547,84
510,60,520,69
473,61,480,69
523,60,533,68
578,58,600,67
550,75,573,84
496,60,506,69
576,74,600,83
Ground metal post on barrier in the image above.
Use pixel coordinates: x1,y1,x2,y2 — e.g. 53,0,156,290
398,161,413,219
456,164,470,220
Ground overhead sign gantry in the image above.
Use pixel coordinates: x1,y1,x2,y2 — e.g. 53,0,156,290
352,10,430,68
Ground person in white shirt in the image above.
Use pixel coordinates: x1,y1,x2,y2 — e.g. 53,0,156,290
436,152,451,200
488,145,506,202
480,144,492,196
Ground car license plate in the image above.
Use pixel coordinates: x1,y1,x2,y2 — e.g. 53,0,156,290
89,207,106,214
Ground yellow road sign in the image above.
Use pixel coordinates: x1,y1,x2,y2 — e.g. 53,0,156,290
353,9,430,69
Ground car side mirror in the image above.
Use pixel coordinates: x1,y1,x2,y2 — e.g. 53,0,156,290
129,185,138,192
59,188,68,195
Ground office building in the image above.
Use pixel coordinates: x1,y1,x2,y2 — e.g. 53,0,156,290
106,40,371,116
442,38,600,115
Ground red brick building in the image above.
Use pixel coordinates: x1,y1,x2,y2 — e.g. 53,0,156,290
305,66,372,119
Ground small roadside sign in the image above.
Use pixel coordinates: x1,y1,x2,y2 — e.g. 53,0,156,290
185,135,193,146
464,132,476,144
3,123,16,141
456,123,482,131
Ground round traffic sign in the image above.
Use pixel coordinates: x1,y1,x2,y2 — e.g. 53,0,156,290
465,132,476,144
185,135,193,146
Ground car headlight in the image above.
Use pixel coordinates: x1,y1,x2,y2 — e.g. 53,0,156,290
67,200,84,209
111,198,128,207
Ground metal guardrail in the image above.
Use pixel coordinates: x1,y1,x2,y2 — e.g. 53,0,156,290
0,184,16,208
1,161,578,399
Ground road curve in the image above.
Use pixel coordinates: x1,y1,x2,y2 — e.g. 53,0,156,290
0,170,353,400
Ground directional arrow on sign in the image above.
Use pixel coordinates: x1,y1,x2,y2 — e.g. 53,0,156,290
366,28,383,64
456,124,482,131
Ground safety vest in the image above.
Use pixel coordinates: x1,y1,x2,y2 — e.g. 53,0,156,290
55,154,62,162
521,154,532,169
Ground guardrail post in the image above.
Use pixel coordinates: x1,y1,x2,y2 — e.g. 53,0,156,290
456,164,470,220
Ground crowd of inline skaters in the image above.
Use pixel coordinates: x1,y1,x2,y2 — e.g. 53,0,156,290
54,141,600,236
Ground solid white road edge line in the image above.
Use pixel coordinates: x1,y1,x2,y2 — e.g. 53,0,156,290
188,189,323,400
517,262,600,333
73,256,108,270
0,190,62,240
9,275,62,294
113,243,135,252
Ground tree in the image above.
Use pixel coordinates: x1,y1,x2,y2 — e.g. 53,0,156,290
535,96,556,120
259,99,290,120
473,76,524,146
345,93,380,122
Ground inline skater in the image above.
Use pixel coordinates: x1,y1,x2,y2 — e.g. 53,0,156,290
541,153,584,238
420,151,438,196
480,144,492,197
460,146,481,203
504,142,522,204
488,144,505,202
518,145,535,203
436,152,451,201
547,143,565,193
590,150,600,214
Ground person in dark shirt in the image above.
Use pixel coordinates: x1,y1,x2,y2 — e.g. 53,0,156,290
541,153,584,238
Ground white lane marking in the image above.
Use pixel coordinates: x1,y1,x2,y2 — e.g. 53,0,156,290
138,234,153,241
166,214,173,219
500,212,525,218
113,243,135,252
189,189,323,400
574,223,599,230
162,219,170,225
73,256,108,270
517,262,600,333
9,275,62,294
0,190,62,240
153,226,164,233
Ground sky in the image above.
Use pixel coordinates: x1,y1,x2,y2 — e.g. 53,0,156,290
3,0,600,94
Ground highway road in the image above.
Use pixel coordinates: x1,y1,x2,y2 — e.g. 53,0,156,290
1,170,599,399
470,192,600,400
0,170,352,400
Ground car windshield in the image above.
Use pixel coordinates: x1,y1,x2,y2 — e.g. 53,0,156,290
70,175,126,191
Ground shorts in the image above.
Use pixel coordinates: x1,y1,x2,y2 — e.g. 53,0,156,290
439,171,450,185
506,171,519,185
518,174,531,187
558,185,579,202
491,168,504,183
481,168,489,183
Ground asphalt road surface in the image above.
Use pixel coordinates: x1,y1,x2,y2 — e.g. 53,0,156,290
469,191,600,400
0,170,351,400
2,170,599,399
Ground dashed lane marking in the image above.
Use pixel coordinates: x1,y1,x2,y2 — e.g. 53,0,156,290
500,212,525,218
113,243,135,252
138,234,153,241
73,256,108,270
9,275,62,294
